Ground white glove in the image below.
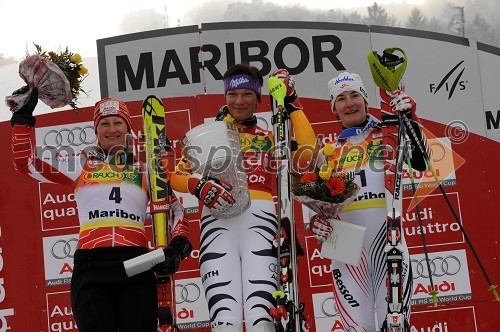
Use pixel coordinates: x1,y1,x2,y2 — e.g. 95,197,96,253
310,214,333,242
389,90,416,115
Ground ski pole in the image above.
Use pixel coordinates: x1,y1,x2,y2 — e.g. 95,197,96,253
406,154,438,307
401,113,499,301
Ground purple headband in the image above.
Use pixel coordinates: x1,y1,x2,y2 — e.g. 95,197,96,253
223,74,261,98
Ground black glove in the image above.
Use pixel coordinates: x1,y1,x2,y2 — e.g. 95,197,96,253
154,236,192,276
11,85,38,127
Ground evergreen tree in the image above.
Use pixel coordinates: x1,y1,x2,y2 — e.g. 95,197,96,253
467,14,494,44
406,8,428,30
342,12,363,24
316,9,343,23
362,2,396,26
427,17,445,34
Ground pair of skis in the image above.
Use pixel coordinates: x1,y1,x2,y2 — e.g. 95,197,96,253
268,77,311,332
369,48,414,332
142,96,179,332
380,95,411,332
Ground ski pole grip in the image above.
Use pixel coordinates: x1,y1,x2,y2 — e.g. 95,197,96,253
123,248,166,277
268,76,287,108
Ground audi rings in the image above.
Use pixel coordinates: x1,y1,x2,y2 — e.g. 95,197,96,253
51,238,78,259
411,255,461,279
321,296,338,317
256,116,269,131
43,126,95,148
176,282,201,304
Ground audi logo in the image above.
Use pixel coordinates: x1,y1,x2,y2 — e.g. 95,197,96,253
268,263,278,274
428,141,447,163
411,255,461,279
321,296,338,317
43,126,95,148
176,282,201,304
256,116,269,131
51,238,78,259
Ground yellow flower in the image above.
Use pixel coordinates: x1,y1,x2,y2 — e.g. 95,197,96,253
319,161,334,180
30,43,89,110
70,53,82,64
78,65,88,76
323,142,335,157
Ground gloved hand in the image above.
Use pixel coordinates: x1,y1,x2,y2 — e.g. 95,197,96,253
160,150,175,174
389,90,416,117
187,173,235,212
154,236,193,275
310,214,333,242
270,69,303,113
10,85,38,127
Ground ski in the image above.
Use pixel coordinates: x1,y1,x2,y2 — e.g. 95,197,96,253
268,76,310,332
380,98,409,332
141,95,178,332
368,48,410,332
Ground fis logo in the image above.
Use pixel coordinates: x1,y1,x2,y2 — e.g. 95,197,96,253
429,61,467,99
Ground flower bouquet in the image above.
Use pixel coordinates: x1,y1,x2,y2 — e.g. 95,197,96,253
291,143,359,219
5,43,89,112
292,143,366,265
291,170,359,218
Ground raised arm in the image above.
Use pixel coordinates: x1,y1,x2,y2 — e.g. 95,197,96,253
11,86,75,187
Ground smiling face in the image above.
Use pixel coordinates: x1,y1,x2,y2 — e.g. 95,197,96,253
332,90,368,128
225,89,258,121
95,116,129,151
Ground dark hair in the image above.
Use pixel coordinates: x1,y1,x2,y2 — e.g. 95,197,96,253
223,63,264,94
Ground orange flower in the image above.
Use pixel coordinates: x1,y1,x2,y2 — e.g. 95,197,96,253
300,172,318,184
326,177,345,195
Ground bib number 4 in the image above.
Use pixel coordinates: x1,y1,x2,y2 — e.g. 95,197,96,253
109,186,123,203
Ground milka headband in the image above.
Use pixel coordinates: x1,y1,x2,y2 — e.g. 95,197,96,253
223,74,261,98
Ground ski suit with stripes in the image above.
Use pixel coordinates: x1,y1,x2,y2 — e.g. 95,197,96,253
170,109,316,331
317,113,426,331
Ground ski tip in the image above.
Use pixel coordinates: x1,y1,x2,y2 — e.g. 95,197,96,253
142,95,163,107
